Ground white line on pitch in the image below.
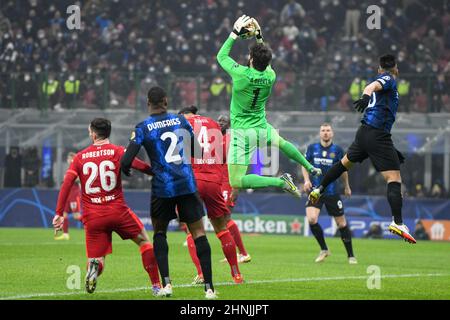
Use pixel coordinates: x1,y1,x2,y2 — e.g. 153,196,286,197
0,273,448,300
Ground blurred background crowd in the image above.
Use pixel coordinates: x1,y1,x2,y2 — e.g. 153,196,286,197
0,0,449,111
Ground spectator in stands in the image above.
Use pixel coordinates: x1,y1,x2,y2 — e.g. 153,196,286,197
429,181,446,199
280,0,306,24
42,73,60,110
17,73,37,108
397,79,411,112
344,0,360,41
414,183,427,198
3,147,22,188
23,147,40,188
431,74,446,113
63,74,80,109
414,220,430,241
364,223,383,239
349,78,367,102
209,76,230,110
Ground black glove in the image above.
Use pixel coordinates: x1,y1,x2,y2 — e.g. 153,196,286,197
353,94,371,113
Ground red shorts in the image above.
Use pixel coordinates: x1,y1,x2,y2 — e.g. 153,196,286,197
221,183,235,208
83,209,143,258
197,180,230,219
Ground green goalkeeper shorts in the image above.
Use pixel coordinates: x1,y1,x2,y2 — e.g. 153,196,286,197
228,123,280,166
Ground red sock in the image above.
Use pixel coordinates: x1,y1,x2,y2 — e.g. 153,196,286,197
227,220,247,256
140,243,161,287
217,230,240,277
186,234,203,277
63,217,69,234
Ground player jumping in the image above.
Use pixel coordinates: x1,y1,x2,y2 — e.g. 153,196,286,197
54,152,82,241
121,87,217,299
217,15,321,197
308,55,416,244
302,123,357,264
53,118,162,295
218,114,251,264
179,106,243,285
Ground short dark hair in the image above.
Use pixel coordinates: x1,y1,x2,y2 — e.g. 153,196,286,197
250,43,272,71
90,118,111,139
147,86,167,106
178,105,198,115
379,54,396,70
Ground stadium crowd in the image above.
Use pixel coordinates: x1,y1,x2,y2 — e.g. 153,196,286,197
0,0,449,111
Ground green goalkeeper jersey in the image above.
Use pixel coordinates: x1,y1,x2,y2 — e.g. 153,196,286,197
217,36,276,129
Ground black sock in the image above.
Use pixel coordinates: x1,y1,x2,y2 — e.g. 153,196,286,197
153,232,170,286
318,161,348,192
310,223,328,251
339,225,354,257
194,235,214,292
387,182,403,225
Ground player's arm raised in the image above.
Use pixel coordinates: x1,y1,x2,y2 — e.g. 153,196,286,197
353,81,383,113
217,15,252,77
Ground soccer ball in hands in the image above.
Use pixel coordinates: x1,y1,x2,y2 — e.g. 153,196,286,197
240,21,256,39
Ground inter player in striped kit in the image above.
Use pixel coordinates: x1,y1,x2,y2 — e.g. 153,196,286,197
218,114,251,264
309,55,416,244
121,87,217,299
179,106,243,285
53,118,161,295
302,124,356,264
54,152,82,241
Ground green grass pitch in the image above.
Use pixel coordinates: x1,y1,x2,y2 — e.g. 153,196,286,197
1,228,449,300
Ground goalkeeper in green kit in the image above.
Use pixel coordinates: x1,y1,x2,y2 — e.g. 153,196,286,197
217,15,322,197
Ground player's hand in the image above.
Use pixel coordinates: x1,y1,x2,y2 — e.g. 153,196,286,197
344,186,352,198
353,94,371,113
251,18,263,42
309,167,322,176
52,215,64,233
232,15,252,38
303,181,313,193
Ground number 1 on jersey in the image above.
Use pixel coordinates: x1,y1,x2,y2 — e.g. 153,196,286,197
251,88,261,109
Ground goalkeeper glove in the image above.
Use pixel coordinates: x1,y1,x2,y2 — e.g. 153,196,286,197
353,94,371,113
252,18,264,43
309,167,322,176
231,15,252,39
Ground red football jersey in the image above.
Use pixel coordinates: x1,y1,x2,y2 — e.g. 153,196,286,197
56,142,151,222
187,115,224,183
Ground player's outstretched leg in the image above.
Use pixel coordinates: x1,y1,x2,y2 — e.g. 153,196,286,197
383,177,416,244
85,257,104,293
186,233,204,284
226,219,251,263
309,159,350,204
229,164,301,198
